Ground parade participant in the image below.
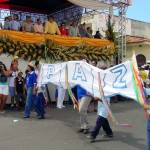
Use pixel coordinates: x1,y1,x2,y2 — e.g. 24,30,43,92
23,62,37,118
4,17,11,30
22,16,33,32
87,97,113,142
0,62,12,115
34,84,48,119
91,60,98,112
77,59,92,134
10,14,21,31
14,70,25,110
8,65,18,108
143,104,150,150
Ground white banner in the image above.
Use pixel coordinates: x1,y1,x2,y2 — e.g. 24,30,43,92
38,61,137,100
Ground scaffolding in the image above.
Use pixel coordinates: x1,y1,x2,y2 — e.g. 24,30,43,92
50,0,132,63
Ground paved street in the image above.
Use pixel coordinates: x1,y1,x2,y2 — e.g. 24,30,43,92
0,100,147,150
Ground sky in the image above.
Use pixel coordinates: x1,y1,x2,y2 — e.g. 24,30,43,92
126,0,150,23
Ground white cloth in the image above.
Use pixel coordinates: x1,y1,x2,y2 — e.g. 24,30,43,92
146,78,150,85
57,86,66,107
9,71,18,87
0,84,9,95
97,97,110,118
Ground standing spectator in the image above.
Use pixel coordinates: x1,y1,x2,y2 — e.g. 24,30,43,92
69,21,80,37
34,19,44,33
8,65,18,108
139,66,148,87
45,15,61,35
94,31,102,39
0,62,12,115
10,56,19,70
79,24,88,37
86,27,93,38
10,14,21,31
4,17,11,30
23,63,37,118
59,22,68,36
87,97,113,142
0,22,2,29
22,16,33,32
14,70,25,110
34,61,40,77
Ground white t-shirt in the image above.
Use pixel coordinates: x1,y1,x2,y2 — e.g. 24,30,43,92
97,97,110,118
9,71,18,87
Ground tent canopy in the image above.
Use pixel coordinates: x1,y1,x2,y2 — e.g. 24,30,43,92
0,0,73,14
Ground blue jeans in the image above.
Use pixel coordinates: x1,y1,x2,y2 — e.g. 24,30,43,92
34,93,45,118
24,87,34,117
91,116,113,139
147,117,150,150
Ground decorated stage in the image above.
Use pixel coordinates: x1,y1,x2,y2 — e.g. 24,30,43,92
0,30,114,62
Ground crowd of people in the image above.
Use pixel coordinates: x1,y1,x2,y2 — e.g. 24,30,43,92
0,56,113,142
1,14,102,38
1,57,150,147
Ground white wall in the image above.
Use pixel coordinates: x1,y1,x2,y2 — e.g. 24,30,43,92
126,44,150,61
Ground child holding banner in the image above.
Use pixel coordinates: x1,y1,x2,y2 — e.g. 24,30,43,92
87,97,113,142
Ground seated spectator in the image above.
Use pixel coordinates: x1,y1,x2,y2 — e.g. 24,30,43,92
45,15,61,35
69,21,80,37
10,14,21,31
4,17,11,30
34,19,44,33
87,27,93,38
94,31,102,39
59,22,68,36
79,24,88,37
22,16,33,32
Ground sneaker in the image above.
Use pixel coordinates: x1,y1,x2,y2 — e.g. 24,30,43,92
38,116,45,119
84,129,89,134
11,104,14,108
77,129,84,133
22,116,30,118
61,105,65,108
94,109,97,112
87,135,95,143
57,106,62,109
0,111,5,115
103,134,113,138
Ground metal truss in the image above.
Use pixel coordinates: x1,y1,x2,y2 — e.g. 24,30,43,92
50,0,131,63
0,9,47,24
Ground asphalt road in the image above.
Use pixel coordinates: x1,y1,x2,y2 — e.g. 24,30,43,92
0,100,147,150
